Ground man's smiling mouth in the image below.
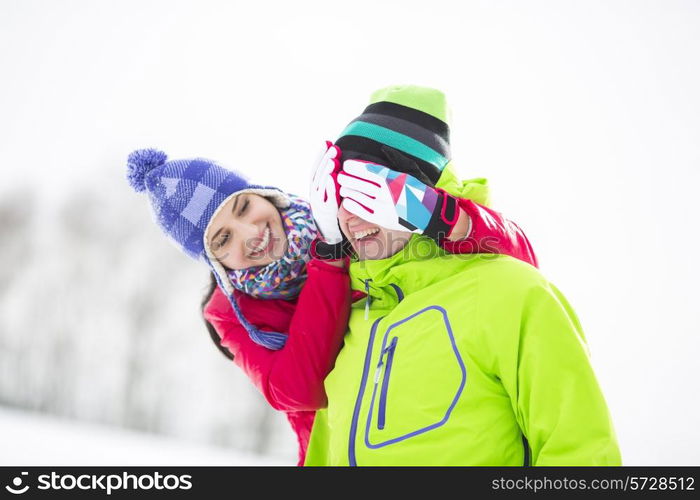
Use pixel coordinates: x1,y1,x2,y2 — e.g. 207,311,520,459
353,227,380,241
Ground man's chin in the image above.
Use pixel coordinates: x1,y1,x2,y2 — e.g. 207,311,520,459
353,239,401,261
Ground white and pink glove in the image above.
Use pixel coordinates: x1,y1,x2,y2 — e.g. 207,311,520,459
308,142,350,259
337,152,460,242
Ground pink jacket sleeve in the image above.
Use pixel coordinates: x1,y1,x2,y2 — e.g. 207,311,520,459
203,258,351,412
440,198,539,268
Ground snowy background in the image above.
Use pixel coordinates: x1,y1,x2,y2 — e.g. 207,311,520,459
1,0,698,465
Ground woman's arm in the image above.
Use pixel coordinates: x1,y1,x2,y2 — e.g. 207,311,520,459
203,258,350,412
440,199,538,268
337,160,538,268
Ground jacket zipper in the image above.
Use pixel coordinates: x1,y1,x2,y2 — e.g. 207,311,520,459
349,282,403,464
377,336,398,430
348,315,383,466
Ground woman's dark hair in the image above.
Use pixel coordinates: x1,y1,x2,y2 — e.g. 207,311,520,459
201,271,235,361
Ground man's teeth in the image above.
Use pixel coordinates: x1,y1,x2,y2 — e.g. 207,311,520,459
252,227,270,253
353,228,380,240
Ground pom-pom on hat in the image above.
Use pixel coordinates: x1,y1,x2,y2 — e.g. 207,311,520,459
126,148,292,350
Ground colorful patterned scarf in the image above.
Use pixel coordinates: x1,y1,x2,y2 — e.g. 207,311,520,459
226,195,318,300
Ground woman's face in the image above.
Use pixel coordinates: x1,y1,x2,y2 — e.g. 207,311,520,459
205,193,287,270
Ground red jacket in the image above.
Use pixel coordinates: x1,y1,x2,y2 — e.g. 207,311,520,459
203,200,537,465
203,258,350,466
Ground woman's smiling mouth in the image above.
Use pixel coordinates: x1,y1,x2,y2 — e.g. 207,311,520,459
249,224,272,258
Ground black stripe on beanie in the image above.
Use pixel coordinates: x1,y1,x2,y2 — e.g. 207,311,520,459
360,101,450,143
335,135,442,186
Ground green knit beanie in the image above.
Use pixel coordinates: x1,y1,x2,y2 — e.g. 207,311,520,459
335,85,451,186
335,85,490,206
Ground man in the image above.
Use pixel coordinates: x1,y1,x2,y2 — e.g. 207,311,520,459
304,86,621,466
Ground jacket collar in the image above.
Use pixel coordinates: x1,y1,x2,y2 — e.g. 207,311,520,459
348,235,458,300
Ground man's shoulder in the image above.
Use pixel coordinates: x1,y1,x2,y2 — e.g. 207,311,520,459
448,253,547,287
437,254,551,309
463,255,563,320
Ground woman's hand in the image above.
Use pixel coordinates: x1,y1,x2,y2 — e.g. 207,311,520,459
309,142,352,260
309,141,343,244
337,154,462,243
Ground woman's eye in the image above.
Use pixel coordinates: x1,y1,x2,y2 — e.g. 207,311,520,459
216,233,229,250
239,200,249,216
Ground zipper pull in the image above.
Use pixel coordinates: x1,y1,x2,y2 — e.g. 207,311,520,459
374,360,384,384
373,339,396,384
364,279,372,320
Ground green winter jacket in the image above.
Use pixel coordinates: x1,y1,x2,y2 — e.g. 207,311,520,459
304,232,622,466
